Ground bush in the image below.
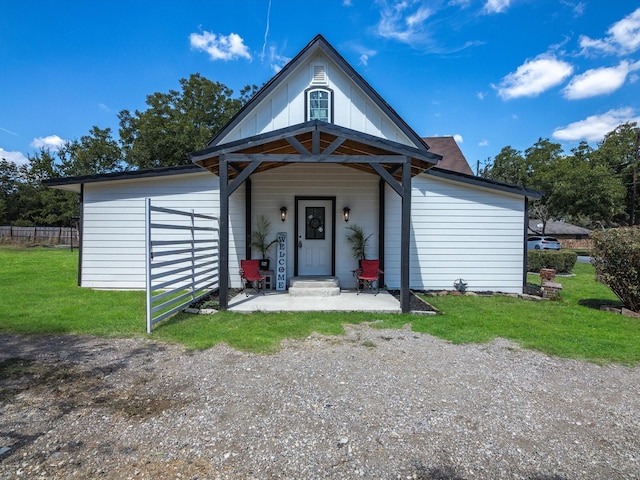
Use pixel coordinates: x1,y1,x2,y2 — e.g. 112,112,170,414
591,227,640,313
527,250,577,274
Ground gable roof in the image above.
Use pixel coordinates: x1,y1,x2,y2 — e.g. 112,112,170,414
209,34,430,152
528,219,592,236
421,136,473,175
190,120,441,180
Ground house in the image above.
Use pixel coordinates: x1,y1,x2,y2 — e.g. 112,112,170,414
46,35,541,312
528,219,592,249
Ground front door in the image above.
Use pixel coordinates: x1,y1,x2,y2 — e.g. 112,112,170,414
296,198,334,276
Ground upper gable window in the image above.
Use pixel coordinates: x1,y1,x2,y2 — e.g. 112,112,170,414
306,88,332,123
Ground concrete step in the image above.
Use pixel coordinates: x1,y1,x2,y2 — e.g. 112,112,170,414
288,286,341,297
288,276,341,297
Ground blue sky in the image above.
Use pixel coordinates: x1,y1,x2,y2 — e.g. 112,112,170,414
2,0,640,173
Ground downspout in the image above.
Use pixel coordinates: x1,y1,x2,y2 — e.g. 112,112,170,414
378,178,385,287
78,184,84,287
523,197,529,291
245,178,252,259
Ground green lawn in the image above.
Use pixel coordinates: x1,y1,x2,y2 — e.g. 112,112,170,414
1,246,639,364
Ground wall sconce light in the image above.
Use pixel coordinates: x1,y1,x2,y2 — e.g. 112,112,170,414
343,206,351,222
280,206,288,222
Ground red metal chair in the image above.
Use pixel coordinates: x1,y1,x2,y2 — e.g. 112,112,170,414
240,259,266,296
355,259,383,295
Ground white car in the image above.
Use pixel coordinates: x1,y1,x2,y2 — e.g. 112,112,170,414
527,236,561,251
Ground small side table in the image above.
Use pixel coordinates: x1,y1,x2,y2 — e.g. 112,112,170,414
259,270,274,290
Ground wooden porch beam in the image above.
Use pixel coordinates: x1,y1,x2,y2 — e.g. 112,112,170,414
371,163,403,197
287,136,311,156
401,156,411,314
219,154,229,311
321,136,345,156
225,153,407,163
227,159,263,195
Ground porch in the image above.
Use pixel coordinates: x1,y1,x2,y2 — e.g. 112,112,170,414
228,289,401,313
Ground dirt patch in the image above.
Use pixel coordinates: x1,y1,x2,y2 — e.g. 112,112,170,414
1,332,639,479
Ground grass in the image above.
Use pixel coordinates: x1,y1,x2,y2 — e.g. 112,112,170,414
1,246,639,364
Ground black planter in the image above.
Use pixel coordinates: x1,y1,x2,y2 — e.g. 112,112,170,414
259,258,270,270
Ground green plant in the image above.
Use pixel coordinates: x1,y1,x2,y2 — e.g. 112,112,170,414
250,215,278,259
591,227,640,313
345,224,373,262
527,250,577,274
3,247,640,364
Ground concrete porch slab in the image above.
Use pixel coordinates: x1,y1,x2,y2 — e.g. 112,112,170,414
228,290,401,313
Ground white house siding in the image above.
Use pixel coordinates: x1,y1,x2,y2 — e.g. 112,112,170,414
81,172,245,290
384,174,525,293
250,163,379,288
219,52,413,147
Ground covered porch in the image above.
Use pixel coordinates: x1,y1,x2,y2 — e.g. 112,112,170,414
188,120,441,313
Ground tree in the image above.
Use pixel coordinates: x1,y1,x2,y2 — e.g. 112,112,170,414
119,74,258,169
58,126,124,177
481,146,527,186
0,159,21,224
8,149,79,226
544,150,625,227
482,136,627,229
595,122,639,225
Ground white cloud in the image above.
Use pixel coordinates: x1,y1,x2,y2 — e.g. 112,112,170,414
376,1,434,44
98,103,111,112
351,44,377,66
494,54,574,99
30,135,65,151
449,0,472,8
0,148,29,166
552,107,640,142
483,0,510,14
453,134,464,143
579,7,640,56
563,60,640,99
477,91,485,100
190,31,251,61
478,139,489,147
343,0,352,5
269,46,290,73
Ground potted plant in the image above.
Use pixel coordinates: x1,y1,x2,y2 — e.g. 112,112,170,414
345,224,373,264
250,215,278,270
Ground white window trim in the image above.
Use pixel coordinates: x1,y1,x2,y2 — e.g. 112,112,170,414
305,87,333,123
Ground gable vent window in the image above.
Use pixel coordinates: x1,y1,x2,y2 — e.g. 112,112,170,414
311,64,327,85
306,88,332,123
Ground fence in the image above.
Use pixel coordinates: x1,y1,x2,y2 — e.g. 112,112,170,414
145,199,219,333
0,226,79,246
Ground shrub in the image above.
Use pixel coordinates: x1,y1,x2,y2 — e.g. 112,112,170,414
591,227,640,313
527,250,577,274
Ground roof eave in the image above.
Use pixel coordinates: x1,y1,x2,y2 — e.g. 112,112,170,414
426,167,543,199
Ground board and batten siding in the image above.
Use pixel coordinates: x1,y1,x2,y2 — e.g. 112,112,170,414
250,163,379,288
384,174,526,293
81,172,245,290
219,52,413,147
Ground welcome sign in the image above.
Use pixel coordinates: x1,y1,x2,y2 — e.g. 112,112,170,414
276,232,287,291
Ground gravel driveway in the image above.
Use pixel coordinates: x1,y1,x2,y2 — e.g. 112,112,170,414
1,326,639,479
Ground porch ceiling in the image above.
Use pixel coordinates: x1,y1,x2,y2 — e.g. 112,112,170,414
188,121,441,180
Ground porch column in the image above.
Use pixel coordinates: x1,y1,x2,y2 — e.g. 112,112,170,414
378,178,385,288
219,154,229,310
401,156,411,313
